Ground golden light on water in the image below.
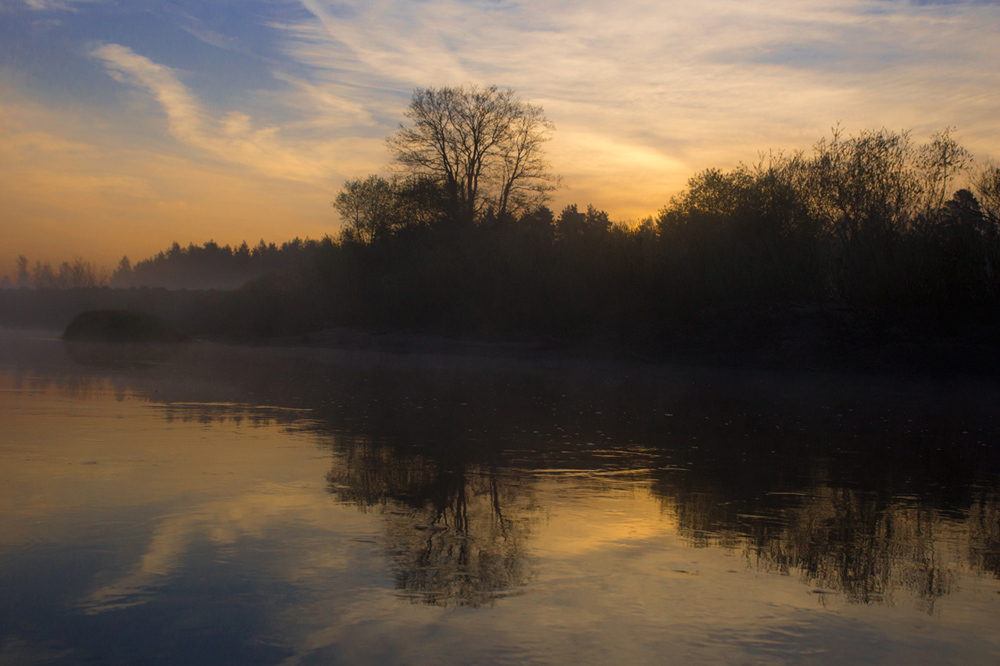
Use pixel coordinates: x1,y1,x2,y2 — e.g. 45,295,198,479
3,335,1000,662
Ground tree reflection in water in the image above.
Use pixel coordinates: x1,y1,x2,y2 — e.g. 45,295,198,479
327,439,535,607
655,474,1000,612
6,333,1000,612
968,493,1000,578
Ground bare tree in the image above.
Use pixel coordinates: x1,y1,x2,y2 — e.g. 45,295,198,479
388,84,557,225
918,126,972,211
492,103,558,220
972,161,1000,225
15,255,30,288
807,126,923,243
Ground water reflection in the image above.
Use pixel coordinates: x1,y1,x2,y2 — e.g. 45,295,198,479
678,486,980,611
63,341,182,369
336,457,534,607
2,330,1000,627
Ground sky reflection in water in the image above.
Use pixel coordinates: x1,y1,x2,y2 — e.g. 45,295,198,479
1,332,999,664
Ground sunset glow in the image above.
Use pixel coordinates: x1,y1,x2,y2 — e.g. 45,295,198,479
2,0,998,277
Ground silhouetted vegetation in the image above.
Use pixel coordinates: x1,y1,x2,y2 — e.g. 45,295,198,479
62,310,186,343
7,256,111,289
305,122,1000,366
110,238,324,290
5,111,1000,370
388,84,558,227
8,239,323,291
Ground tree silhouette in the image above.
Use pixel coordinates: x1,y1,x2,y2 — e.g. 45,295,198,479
333,175,401,244
15,255,30,288
973,162,1000,225
919,126,973,211
388,84,557,226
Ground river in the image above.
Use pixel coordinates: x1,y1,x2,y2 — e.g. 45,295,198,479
1,330,998,664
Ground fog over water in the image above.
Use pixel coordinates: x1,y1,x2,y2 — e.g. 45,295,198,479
1,330,999,664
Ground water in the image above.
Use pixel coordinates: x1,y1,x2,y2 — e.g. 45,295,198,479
2,331,999,664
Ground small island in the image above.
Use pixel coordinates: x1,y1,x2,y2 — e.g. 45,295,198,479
62,309,187,344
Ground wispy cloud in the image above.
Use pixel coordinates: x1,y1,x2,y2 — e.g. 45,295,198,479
178,20,241,52
90,43,379,184
0,90,338,278
53,2,1000,217
4,0,999,276
22,0,104,10
277,0,1000,193
81,486,334,614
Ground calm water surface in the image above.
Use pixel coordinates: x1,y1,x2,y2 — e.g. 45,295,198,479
2,331,999,664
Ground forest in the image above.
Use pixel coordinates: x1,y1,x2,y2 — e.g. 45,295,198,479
4,85,1000,369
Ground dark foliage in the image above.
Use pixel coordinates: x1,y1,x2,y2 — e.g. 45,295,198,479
306,125,1000,359
388,84,557,226
62,310,186,343
110,238,325,290
6,125,1000,369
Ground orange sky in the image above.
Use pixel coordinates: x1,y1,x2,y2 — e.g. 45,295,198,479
2,0,999,279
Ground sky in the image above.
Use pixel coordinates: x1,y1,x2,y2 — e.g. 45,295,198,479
1,0,998,277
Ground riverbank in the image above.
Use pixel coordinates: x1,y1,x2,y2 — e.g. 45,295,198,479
3,287,999,378
254,304,1000,378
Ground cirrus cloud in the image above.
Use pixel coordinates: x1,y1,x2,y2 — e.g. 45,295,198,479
90,43,379,185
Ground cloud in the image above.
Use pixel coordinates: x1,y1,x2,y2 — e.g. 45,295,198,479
178,21,241,52
266,0,1000,216
5,0,1000,264
22,0,103,10
90,43,380,185
80,485,339,614
0,90,341,278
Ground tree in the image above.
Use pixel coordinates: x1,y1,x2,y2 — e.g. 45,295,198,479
387,84,557,226
333,174,448,245
918,127,972,211
972,162,1000,225
557,204,611,241
15,255,30,288
111,256,133,288
807,126,923,244
32,261,56,288
492,103,559,220
333,175,401,245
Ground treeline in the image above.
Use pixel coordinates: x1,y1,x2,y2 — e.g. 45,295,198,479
7,238,324,291
110,238,324,290
6,124,1000,364
3,256,111,290
301,126,1000,345
651,127,1000,318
